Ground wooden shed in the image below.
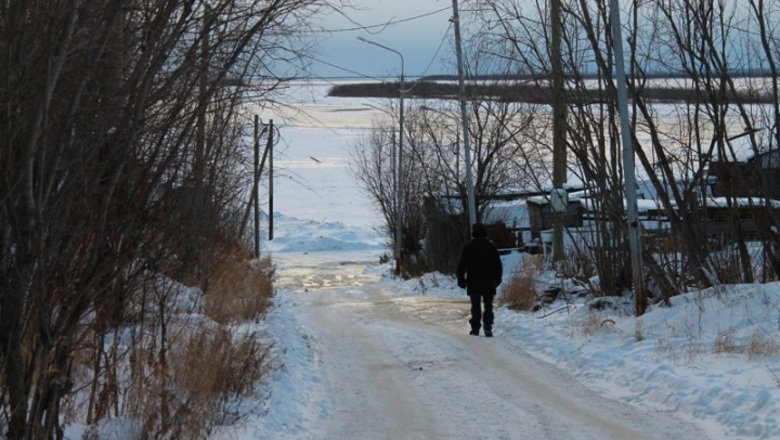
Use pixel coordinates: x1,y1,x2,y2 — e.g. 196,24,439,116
710,150,780,199
526,197,584,240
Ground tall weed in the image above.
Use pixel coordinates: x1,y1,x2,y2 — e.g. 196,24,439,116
499,256,542,311
205,243,274,324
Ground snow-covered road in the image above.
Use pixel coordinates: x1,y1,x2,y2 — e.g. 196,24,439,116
280,255,710,440
211,82,779,440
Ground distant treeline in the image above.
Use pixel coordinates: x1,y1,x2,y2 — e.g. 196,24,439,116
417,70,774,82
328,79,776,104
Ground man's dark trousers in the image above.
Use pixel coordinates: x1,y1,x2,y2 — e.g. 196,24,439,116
469,292,494,332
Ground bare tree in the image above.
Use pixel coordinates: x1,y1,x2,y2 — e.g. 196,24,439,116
0,0,325,437
351,69,546,274
632,0,780,286
469,0,639,295
350,116,402,254
468,0,780,304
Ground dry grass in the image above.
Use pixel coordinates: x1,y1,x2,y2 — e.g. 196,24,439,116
712,330,779,359
124,324,274,439
166,326,274,436
748,332,780,359
118,241,278,438
713,330,740,355
499,256,542,311
205,243,274,324
711,251,748,284
656,338,704,365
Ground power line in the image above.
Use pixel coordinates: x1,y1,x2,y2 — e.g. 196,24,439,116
320,6,451,35
277,5,458,82
419,21,454,78
306,54,374,79
302,21,455,81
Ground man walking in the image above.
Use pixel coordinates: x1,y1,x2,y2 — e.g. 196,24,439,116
456,223,503,337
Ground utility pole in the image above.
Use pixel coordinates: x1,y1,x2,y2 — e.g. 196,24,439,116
398,68,404,276
609,0,645,315
451,0,477,227
241,119,271,248
551,0,567,262
254,115,260,256
268,119,274,242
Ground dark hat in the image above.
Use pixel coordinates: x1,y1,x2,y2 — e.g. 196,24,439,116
471,223,487,238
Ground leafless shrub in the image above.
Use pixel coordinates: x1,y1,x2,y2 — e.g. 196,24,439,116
0,0,325,436
124,321,274,439
468,0,780,315
709,245,756,285
350,84,545,275
556,249,599,294
118,263,276,439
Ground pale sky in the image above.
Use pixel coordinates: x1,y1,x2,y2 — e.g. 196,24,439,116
304,1,768,80
309,0,457,79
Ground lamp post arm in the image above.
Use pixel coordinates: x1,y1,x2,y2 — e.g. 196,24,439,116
357,36,405,275
357,37,404,73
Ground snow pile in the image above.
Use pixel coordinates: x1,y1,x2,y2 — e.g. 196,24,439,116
216,294,330,440
493,282,780,439
267,213,384,254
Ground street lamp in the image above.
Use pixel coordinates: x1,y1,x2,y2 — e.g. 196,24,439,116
357,36,405,276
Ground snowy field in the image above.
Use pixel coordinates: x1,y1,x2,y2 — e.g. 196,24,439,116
218,82,780,439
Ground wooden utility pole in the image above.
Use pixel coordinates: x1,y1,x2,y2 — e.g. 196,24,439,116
254,115,261,256
240,119,271,247
268,119,274,242
609,0,645,315
551,0,567,262
452,0,477,227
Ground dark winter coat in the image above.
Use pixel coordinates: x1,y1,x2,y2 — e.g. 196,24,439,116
456,237,503,296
